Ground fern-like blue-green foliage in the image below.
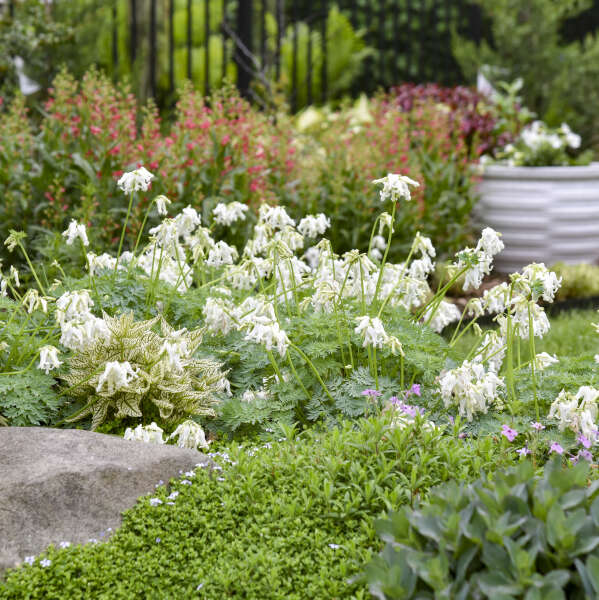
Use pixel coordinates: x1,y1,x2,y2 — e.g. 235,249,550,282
168,286,457,435
0,371,62,427
0,297,63,426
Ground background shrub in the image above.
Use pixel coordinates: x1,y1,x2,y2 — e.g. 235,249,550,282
453,0,599,149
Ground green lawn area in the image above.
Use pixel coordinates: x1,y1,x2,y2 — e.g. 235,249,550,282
449,308,599,359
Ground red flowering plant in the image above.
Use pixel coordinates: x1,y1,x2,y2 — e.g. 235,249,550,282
0,94,37,252
150,83,295,241
0,71,497,273
390,83,515,157
0,69,296,264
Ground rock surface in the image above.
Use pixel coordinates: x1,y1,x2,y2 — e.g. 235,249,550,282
0,427,210,572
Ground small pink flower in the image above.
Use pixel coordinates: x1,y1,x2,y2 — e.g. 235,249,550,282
501,424,517,442
516,446,531,456
407,384,421,397
531,422,545,431
362,389,382,398
578,434,592,449
550,442,564,455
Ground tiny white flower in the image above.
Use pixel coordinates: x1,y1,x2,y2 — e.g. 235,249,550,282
202,297,237,335
422,301,461,333
387,335,404,356
40,559,51,568
38,345,62,375
24,556,36,565
483,282,510,314
96,361,138,395
86,252,118,276
534,352,559,371
452,248,492,291
472,332,505,373
275,226,304,252
476,228,503,257
507,297,551,339
149,497,163,506
22,289,49,314
155,195,172,216
117,167,154,194
412,232,436,258
297,214,330,238
169,420,210,450
561,123,581,149
206,241,239,268
124,422,165,445
174,206,201,238
9,265,20,287
55,289,94,324
372,235,387,252
213,201,249,226
466,298,484,318
244,318,290,357
379,212,394,236
354,316,389,349
372,173,419,203
438,360,504,421
519,263,561,303
59,541,70,549
62,220,89,247
258,205,295,230
241,388,269,403
549,387,599,442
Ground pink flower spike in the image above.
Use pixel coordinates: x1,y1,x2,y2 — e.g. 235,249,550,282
501,424,518,442
531,422,545,431
549,442,564,455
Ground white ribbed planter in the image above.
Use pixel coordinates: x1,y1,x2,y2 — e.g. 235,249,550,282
475,162,599,273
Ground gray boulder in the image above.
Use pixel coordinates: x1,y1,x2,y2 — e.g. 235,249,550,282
0,427,211,572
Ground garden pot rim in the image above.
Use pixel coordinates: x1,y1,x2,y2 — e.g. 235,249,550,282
480,161,599,180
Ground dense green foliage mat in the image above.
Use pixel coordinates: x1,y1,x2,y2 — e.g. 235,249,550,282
0,417,514,599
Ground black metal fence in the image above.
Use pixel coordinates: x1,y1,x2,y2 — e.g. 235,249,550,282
5,0,599,110
107,0,486,109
